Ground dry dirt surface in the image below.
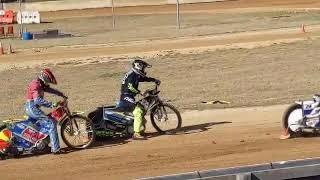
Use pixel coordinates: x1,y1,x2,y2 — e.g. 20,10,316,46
1,0,320,180
2,105,320,180
2,0,320,51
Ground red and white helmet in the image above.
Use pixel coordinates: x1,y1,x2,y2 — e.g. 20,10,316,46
38,68,57,85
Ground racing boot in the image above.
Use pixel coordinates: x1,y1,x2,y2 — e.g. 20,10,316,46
279,128,291,140
132,132,147,140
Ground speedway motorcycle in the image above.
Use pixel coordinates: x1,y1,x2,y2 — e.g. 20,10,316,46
88,84,182,137
0,99,95,159
283,94,320,137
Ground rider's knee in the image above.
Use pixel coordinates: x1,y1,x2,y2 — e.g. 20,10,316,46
133,106,143,117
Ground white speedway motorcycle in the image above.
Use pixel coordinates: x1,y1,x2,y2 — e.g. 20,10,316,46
282,94,320,138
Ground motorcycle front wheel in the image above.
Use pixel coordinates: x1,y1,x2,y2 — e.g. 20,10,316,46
282,104,303,137
150,103,182,133
61,115,95,149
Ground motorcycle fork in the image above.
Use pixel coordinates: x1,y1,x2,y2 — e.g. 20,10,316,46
301,101,307,125
63,117,79,136
154,105,168,122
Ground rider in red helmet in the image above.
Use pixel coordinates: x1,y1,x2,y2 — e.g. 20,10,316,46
25,68,67,154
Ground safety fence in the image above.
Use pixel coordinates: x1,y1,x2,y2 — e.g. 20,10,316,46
139,157,320,180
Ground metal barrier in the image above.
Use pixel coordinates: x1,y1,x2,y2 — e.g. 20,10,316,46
139,157,320,180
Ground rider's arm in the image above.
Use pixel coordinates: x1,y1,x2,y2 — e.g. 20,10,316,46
34,96,53,108
125,72,141,95
128,83,140,94
44,85,66,98
139,76,156,82
34,86,65,108
30,82,53,108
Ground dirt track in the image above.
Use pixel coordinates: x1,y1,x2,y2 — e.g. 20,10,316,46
2,105,320,180
1,0,320,179
41,0,320,17
2,26,320,70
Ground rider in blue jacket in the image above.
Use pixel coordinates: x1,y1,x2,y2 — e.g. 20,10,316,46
118,59,160,140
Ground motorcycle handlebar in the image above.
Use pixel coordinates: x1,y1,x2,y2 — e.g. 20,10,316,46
58,97,68,107
141,84,160,97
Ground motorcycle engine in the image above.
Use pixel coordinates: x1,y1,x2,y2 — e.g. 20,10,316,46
6,145,19,156
127,126,134,135
35,141,46,151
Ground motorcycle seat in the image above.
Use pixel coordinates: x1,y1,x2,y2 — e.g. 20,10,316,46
123,112,133,117
115,109,133,117
106,107,133,117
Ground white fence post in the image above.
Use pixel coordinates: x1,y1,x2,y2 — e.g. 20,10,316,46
176,0,180,29
19,0,23,38
111,0,115,29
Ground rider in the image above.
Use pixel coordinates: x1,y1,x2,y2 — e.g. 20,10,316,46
25,68,67,154
118,59,160,140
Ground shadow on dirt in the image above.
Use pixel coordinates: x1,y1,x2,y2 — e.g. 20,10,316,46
172,121,232,134
90,136,130,149
1,147,78,160
1,121,231,159
294,132,320,139
147,121,232,138
91,121,232,148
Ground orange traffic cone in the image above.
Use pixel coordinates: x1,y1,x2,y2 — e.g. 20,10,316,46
301,24,306,33
0,42,4,55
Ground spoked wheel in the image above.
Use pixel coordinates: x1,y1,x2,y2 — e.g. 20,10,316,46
61,115,95,149
150,103,182,133
282,104,303,137
0,154,6,160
